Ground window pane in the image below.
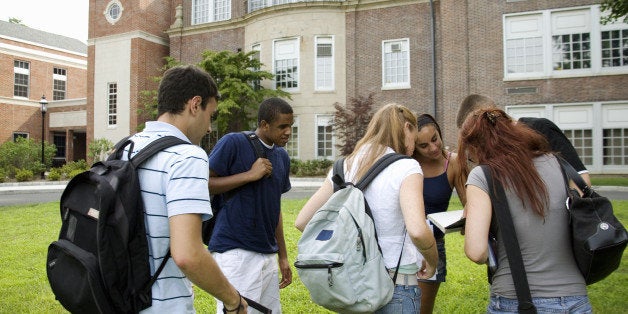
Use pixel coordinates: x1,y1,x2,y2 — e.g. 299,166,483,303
601,29,628,68
603,128,628,165
563,129,593,165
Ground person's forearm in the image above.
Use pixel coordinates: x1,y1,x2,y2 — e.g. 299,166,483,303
209,172,256,195
275,213,288,260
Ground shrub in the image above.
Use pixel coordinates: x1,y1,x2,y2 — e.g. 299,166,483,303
88,138,114,163
0,137,56,177
67,169,85,180
290,158,302,175
60,160,89,178
294,159,333,177
47,168,62,181
0,168,6,183
333,93,375,157
15,169,34,182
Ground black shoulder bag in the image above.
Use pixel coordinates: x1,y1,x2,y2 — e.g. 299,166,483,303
557,158,627,285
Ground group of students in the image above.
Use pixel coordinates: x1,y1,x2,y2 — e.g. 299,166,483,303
130,64,592,314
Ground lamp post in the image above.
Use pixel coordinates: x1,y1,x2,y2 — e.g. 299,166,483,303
40,95,48,179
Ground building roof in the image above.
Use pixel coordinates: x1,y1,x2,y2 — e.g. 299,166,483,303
0,20,86,55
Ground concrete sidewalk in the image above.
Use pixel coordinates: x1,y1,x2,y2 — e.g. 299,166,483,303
0,177,327,194
1,178,626,193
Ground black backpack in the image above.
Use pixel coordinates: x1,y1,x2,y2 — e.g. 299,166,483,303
203,131,265,245
46,136,188,313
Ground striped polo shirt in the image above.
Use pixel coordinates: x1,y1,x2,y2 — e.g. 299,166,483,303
124,121,211,314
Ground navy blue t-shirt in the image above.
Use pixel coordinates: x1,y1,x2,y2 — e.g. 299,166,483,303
208,132,291,254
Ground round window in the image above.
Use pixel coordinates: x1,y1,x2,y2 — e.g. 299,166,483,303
104,0,123,25
108,3,120,20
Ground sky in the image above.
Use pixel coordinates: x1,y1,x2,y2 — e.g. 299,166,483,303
2,0,89,43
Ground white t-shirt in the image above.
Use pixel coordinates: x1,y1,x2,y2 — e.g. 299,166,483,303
327,147,423,268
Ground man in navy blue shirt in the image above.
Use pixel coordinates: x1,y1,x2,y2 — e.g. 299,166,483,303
208,97,293,313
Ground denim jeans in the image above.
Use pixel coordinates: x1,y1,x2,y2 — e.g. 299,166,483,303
374,285,421,314
488,295,592,314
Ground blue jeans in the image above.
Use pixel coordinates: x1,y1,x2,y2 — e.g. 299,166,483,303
374,285,421,314
488,295,592,314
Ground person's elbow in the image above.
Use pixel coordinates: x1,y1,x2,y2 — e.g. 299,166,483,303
294,217,307,232
171,247,202,274
464,245,487,265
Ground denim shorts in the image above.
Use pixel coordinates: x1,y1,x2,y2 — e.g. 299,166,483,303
488,294,592,314
374,284,421,314
418,237,446,283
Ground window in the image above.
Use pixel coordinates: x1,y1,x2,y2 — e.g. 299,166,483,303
601,25,628,68
192,0,231,24
274,38,299,90
382,39,410,89
108,83,118,126
104,0,123,25
13,132,29,141
315,36,334,91
603,128,628,165
53,68,67,101
504,6,628,79
316,115,334,159
563,129,593,165
285,117,299,158
53,133,66,158
13,60,29,98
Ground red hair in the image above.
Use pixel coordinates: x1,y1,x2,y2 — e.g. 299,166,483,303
457,108,551,216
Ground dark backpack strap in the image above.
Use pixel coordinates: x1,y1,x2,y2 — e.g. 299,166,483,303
242,131,266,158
355,153,411,190
556,157,590,196
130,136,190,166
481,166,537,314
331,158,345,192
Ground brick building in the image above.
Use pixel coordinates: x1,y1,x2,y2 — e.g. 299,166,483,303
0,20,88,166
89,0,627,173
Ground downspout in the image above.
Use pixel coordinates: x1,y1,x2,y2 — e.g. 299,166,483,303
429,0,436,116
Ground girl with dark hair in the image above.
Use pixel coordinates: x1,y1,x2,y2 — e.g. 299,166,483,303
413,114,466,313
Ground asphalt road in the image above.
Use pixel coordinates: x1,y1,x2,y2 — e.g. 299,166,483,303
1,185,627,208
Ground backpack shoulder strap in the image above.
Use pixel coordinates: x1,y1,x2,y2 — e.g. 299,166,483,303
331,158,346,192
481,165,537,314
355,153,411,190
242,131,266,158
130,136,189,166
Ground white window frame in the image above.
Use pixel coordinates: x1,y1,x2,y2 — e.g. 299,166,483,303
13,60,29,98
107,82,118,127
53,67,67,101
273,37,300,91
285,116,299,158
382,38,410,90
315,36,334,91
315,114,334,160
192,0,231,25
506,101,628,173
503,5,628,80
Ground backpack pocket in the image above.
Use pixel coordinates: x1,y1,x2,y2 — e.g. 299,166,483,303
47,239,113,314
295,254,357,311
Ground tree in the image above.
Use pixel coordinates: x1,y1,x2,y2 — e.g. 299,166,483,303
333,93,375,156
198,50,291,134
140,51,290,136
601,0,628,24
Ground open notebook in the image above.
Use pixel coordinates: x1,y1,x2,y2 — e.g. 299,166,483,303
427,209,465,234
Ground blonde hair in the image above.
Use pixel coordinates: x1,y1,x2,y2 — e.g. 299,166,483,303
347,103,417,181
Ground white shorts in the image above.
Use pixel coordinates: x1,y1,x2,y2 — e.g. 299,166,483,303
212,248,281,314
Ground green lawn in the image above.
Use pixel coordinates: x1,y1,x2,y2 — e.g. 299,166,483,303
1,198,626,313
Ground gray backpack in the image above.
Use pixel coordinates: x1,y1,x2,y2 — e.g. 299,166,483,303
294,153,409,313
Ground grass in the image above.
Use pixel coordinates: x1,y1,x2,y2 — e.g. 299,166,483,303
590,174,628,187
1,198,626,313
